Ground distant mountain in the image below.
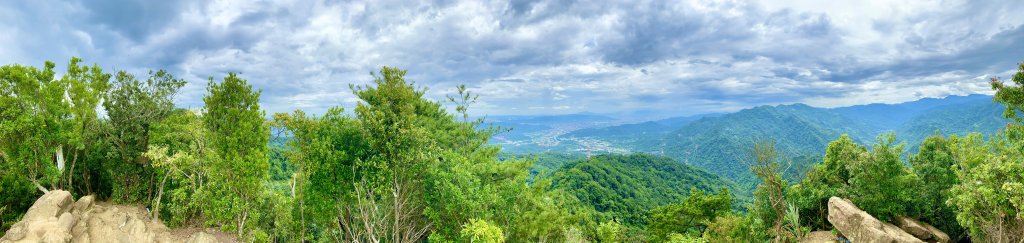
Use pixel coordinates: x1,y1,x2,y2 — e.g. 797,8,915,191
832,94,992,132
546,154,737,226
896,98,1009,152
658,95,1006,189
493,95,1009,194
661,104,875,188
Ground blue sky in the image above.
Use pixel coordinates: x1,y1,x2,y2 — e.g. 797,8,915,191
1,0,1022,117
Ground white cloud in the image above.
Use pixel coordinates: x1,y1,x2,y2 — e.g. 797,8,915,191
0,0,1021,117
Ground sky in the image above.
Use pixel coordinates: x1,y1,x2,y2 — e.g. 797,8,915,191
1,0,1023,117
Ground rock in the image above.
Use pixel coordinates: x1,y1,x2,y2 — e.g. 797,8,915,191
1,190,236,243
921,224,950,243
895,217,950,243
827,197,923,243
23,190,73,221
800,231,838,243
895,217,931,239
72,196,94,214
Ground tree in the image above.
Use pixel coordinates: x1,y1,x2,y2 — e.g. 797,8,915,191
908,134,963,239
104,69,185,202
748,140,790,242
59,57,111,192
202,73,270,238
990,62,1024,126
0,58,110,194
143,109,214,225
646,188,733,241
460,219,505,243
944,64,1024,241
788,134,866,230
946,133,1024,242
846,133,915,222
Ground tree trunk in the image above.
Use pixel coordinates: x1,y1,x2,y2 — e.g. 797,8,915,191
67,150,79,190
152,174,169,220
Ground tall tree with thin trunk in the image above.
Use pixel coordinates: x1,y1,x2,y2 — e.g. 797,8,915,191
202,73,270,238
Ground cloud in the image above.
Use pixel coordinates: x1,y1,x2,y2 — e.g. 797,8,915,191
0,0,1021,117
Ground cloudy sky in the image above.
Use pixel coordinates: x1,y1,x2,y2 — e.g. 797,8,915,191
2,0,1022,117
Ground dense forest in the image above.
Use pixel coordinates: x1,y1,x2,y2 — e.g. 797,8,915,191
2,58,1024,242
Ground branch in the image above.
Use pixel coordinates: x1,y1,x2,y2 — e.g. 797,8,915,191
31,179,49,194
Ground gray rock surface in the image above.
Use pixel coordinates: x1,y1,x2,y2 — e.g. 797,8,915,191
827,197,923,243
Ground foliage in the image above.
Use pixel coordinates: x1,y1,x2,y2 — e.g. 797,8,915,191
548,154,736,226
666,233,707,243
276,67,586,242
845,133,916,222
748,140,793,243
701,213,761,243
103,69,185,202
946,133,1024,242
990,62,1024,125
646,188,733,241
460,219,505,243
907,135,964,239
596,219,624,242
202,73,270,237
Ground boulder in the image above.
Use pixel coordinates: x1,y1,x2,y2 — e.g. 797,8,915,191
23,190,73,221
72,196,94,214
895,217,950,243
827,197,923,243
1,190,236,243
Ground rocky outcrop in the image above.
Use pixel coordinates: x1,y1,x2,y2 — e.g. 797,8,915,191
827,197,923,243
895,217,950,243
1,190,235,243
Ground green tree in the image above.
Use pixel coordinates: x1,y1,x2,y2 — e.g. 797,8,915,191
460,219,505,243
944,65,1024,241
946,133,1024,242
990,62,1024,126
748,140,791,242
143,109,214,226
647,188,733,241
597,219,625,242
0,58,109,194
846,133,915,222
788,134,866,230
907,134,963,239
202,73,270,238
104,69,185,202
59,57,111,192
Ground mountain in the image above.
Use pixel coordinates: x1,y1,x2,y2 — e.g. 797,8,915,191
493,95,1009,194
546,154,737,226
661,104,875,188
896,98,1009,152
831,94,992,132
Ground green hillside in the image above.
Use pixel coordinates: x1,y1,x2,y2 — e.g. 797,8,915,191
896,100,1008,152
661,104,874,188
547,154,738,226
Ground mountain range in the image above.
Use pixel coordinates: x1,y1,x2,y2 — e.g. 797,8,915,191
493,94,1009,189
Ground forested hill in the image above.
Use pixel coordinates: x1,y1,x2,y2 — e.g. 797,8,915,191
831,94,993,132
661,104,875,187
546,154,738,226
